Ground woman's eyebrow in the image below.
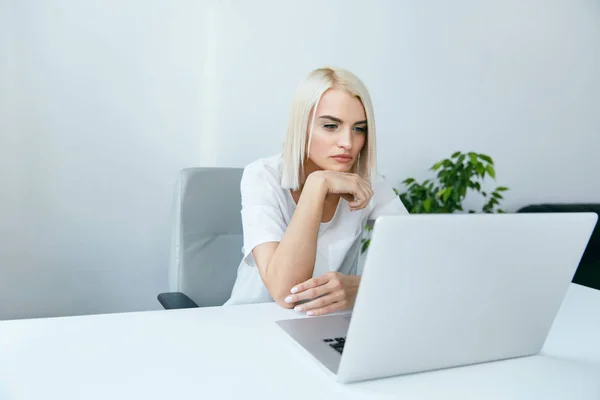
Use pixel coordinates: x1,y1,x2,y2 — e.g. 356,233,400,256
318,115,343,123
318,115,367,125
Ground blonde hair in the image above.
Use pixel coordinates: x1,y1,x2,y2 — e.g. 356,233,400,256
280,66,377,190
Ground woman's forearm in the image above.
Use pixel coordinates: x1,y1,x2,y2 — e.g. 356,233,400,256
263,172,327,305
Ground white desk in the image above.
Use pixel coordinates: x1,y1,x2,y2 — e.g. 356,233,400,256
1,284,599,400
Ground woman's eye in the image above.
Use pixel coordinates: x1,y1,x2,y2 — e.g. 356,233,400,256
323,124,338,131
354,126,367,134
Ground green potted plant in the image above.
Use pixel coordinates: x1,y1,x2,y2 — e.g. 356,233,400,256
361,151,509,253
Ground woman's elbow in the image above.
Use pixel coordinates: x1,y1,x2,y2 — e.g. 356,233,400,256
272,290,295,309
263,267,296,308
267,282,296,309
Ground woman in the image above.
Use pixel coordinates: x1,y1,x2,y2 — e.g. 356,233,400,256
224,66,408,315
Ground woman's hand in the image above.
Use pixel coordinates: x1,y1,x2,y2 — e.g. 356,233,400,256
283,272,361,316
310,171,373,211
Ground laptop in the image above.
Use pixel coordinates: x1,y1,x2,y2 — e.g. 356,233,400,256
275,212,598,383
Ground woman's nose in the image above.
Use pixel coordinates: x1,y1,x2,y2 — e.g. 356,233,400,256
337,129,352,149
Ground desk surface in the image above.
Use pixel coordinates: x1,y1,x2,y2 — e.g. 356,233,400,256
1,284,599,400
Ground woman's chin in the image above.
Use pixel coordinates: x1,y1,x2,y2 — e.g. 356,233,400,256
312,161,355,174
328,164,354,173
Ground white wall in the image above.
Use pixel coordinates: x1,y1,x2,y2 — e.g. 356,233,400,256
1,0,599,320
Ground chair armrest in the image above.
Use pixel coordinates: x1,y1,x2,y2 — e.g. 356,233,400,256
157,292,199,309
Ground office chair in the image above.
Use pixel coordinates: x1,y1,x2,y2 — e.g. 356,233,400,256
157,167,244,309
517,203,600,291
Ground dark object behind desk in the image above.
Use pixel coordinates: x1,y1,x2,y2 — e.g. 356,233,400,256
517,203,600,291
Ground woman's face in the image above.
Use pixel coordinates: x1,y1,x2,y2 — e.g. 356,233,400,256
305,88,367,175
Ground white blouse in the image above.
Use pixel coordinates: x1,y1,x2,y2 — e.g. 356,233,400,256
224,153,408,306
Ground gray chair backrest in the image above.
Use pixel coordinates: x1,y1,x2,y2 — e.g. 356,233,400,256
169,167,244,307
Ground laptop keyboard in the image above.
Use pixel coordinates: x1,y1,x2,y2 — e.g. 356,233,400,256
323,337,346,354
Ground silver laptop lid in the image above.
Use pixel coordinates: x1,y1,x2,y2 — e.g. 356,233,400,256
338,213,597,383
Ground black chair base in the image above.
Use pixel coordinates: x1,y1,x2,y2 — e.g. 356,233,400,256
157,292,199,309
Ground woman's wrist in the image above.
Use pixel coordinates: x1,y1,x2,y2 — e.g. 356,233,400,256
304,171,329,199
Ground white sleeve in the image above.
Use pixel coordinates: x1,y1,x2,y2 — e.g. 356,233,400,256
240,163,287,267
367,175,409,222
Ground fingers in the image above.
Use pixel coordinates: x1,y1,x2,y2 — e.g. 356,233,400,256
356,178,373,208
324,171,373,211
284,274,332,304
349,179,373,210
292,274,329,294
286,273,357,316
340,193,355,203
293,293,347,316
305,301,348,317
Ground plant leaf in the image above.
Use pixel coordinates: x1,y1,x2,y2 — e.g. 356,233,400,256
361,239,370,253
451,151,461,158
476,163,485,177
443,187,453,202
423,198,431,212
478,154,493,163
496,186,509,191
486,165,496,179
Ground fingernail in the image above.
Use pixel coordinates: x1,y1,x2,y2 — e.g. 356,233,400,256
290,287,298,294
306,311,314,316
294,306,303,312
285,296,294,303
